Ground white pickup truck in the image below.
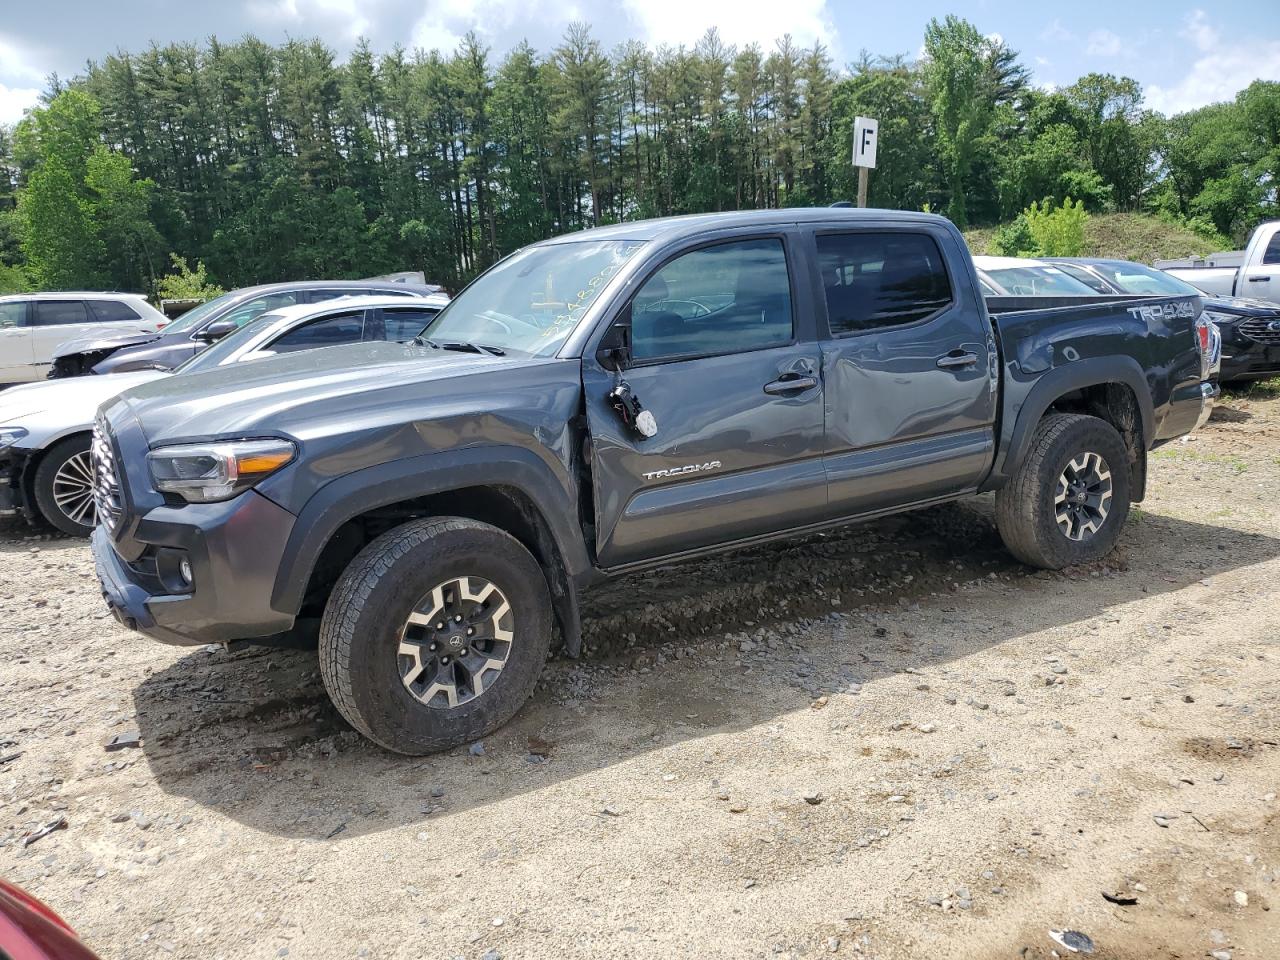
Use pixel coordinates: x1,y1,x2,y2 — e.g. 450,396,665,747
1157,221,1280,303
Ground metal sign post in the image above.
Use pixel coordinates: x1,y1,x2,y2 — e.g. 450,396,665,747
853,116,878,208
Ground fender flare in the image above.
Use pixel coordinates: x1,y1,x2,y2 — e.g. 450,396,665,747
269,445,592,648
991,356,1154,485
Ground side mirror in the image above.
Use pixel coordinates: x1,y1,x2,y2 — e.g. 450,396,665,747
196,319,239,342
597,319,632,371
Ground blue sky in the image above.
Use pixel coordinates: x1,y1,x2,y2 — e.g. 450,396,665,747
2,1,1278,124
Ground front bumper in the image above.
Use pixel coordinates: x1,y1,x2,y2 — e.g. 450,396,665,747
92,489,300,646
1193,380,1218,431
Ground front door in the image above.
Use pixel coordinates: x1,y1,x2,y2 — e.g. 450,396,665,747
584,235,826,569
813,228,998,516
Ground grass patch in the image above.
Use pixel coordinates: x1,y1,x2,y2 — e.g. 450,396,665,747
964,212,1223,263
1222,377,1280,401
1152,446,1249,474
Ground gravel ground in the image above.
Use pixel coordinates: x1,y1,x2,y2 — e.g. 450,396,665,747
2,387,1279,960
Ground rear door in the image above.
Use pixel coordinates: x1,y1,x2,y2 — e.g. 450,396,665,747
0,299,33,382
583,232,827,568
812,226,998,516
29,300,105,377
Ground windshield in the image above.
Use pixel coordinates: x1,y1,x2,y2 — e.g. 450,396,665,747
1082,262,1200,297
173,310,287,374
159,292,238,335
421,240,646,355
984,265,1100,297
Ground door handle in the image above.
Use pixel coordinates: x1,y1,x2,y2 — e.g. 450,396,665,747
763,373,818,395
936,351,979,369
1247,276,1270,282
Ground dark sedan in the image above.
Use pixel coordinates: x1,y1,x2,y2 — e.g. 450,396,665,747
1046,258,1280,384
49,279,441,378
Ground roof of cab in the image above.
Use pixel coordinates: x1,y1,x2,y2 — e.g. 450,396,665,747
538,207,953,245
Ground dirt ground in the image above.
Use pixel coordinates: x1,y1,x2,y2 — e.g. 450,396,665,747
2,386,1279,960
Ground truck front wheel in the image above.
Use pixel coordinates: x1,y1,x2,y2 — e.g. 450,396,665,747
318,517,552,755
995,413,1132,570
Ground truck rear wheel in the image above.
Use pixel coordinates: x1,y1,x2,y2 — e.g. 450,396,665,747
995,413,1131,570
318,517,552,755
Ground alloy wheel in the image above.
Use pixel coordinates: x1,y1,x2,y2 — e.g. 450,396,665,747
51,450,97,529
1054,451,1112,542
397,576,515,709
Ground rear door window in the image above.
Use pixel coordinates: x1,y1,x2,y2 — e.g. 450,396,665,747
88,299,143,322
32,300,91,326
629,238,794,363
817,233,953,334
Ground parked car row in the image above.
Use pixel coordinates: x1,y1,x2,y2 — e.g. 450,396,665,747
0,292,448,535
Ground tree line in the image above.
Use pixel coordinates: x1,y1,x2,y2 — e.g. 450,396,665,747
0,15,1276,295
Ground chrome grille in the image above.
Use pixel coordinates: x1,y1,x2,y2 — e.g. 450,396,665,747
90,420,123,532
1238,316,1280,345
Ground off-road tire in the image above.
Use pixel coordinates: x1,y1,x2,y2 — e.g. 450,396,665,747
318,517,552,755
32,434,97,537
995,413,1131,570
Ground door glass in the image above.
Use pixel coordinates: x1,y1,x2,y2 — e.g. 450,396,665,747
817,233,953,334
1263,232,1280,266
219,292,298,328
380,307,439,341
33,301,91,326
0,302,24,328
630,238,793,363
267,311,366,353
87,299,143,322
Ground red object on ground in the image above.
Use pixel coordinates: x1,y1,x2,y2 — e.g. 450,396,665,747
0,879,103,960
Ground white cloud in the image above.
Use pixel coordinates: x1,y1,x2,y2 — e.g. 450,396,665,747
1041,19,1074,44
246,0,372,42
1085,28,1122,57
1182,8,1217,52
408,0,585,55
0,32,49,85
0,83,40,125
622,0,837,51
1146,10,1280,114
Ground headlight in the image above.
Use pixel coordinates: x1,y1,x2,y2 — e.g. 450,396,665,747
0,427,29,449
1202,310,1238,327
147,438,296,503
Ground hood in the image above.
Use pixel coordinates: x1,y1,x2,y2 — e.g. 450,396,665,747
53,328,163,359
115,340,567,445
1203,296,1280,318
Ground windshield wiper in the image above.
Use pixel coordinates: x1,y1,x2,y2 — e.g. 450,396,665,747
413,336,506,356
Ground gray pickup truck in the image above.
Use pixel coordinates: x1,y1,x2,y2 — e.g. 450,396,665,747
91,209,1217,754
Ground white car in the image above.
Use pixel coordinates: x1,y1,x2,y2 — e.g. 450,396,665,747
0,292,168,386
971,256,1103,297
0,293,447,535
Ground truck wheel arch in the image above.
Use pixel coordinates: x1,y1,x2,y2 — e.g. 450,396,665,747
271,447,592,656
989,356,1154,499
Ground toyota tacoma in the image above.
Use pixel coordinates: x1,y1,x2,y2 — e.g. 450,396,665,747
90,209,1219,754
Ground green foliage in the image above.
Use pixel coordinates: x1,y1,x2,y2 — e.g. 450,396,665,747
0,261,29,294
989,214,1035,256
1024,197,1088,256
13,90,164,291
966,212,1228,262
0,22,1268,294
155,254,224,302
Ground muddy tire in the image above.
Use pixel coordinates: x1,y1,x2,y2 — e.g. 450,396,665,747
995,413,1131,570
32,434,97,537
318,517,552,755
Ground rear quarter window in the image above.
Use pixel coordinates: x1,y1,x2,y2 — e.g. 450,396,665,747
88,299,143,322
